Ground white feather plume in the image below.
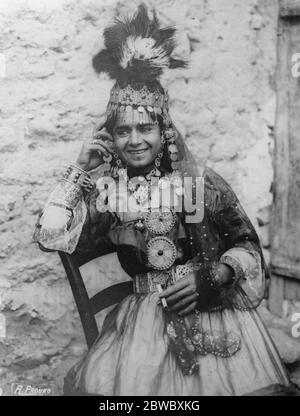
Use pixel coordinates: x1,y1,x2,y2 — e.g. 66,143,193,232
120,36,170,70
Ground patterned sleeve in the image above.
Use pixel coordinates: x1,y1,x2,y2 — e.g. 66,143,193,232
205,167,268,307
74,188,118,257
33,181,117,255
219,247,265,306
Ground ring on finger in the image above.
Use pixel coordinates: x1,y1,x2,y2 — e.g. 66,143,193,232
93,133,108,140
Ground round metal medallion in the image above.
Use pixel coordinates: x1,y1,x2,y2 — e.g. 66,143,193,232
147,236,177,270
145,209,177,235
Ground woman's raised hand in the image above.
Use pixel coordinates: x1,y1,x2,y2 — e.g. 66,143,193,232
75,116,114,172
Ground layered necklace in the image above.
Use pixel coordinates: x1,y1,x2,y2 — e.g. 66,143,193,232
96,150,183,271
127,167,182,272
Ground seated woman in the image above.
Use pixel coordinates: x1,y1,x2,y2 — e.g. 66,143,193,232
34,5,295,396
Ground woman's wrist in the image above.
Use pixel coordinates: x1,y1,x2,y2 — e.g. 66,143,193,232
62,164,94,193
219,255,244,284
218,263,234,285
211,263,234,287
74,160,90,172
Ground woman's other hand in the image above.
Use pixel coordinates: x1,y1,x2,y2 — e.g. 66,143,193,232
158,263,234,317
75,116,114,172
159,272,199,317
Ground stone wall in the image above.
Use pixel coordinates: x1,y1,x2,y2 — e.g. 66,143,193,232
0,0,280,395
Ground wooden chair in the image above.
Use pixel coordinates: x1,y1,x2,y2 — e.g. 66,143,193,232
58,250,133,348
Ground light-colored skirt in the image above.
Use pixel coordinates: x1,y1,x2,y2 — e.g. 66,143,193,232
65,291,291,396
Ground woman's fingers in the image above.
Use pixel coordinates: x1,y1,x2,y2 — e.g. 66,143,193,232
86,143,110,157
163,285,197,304
168,293,199,312
93,130,114,143
92,116,107,136
93,140,113,153
177,301,198,317
89,133,114,154
159,277,189,298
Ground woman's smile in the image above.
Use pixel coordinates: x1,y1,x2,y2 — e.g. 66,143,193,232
112,110,162,169
127,148,149,156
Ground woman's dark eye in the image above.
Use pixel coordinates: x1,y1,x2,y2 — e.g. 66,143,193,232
140,125,153,133
116,129,129,137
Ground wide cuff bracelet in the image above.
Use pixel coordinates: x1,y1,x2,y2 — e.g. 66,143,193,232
219,255,244,284
62,164,94,193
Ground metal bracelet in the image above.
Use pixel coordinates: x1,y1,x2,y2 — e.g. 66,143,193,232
62,164,94,193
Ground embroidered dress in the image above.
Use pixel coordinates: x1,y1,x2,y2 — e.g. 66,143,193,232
34,167,292,396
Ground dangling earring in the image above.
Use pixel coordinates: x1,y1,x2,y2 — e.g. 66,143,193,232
152,135,165,175
111,150,128,180
163,126,179,172
113,150,122,166
154,151,163,169
97,152,113,176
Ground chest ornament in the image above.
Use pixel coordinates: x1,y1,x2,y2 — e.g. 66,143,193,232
144,208,177,235
147,236,177,271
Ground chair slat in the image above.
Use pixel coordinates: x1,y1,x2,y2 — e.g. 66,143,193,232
90,281,133,315
59,251,99,348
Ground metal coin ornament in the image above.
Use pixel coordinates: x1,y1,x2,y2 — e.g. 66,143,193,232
168,143,178,163
171,161,181,171
145,209,177,235
133,184,149,205
103,154,113,163
168,144,177,153
134,218,145,232
147,236,177,270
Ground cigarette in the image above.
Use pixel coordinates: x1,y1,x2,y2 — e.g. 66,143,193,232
156,284,167,308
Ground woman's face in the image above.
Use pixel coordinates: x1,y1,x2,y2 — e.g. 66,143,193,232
113,110,162,169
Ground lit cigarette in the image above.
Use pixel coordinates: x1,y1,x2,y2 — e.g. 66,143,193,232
156,284,167,308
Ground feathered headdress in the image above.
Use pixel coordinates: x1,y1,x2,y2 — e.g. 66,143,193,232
92,3,186,85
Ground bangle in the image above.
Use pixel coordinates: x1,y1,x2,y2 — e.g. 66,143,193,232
54,180,83,210
219,255,244,283
62,164,94,193
209,262,235,287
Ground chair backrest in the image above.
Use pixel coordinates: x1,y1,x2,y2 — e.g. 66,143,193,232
58,251,133,348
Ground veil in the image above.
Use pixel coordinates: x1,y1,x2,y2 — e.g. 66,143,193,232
158,120,270,375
